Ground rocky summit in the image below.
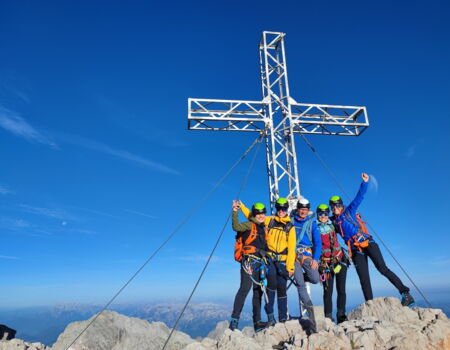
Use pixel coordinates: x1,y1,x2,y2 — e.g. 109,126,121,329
0,297,449,350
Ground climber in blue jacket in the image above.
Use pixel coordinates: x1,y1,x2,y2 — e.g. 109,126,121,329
292,197,322,318
330,172,414,307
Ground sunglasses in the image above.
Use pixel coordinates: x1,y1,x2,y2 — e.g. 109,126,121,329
277,207,288,212
318,212,329,216
332,204,343,209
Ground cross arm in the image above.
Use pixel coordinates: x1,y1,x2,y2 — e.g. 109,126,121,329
289,102,369,136
188,98,267,132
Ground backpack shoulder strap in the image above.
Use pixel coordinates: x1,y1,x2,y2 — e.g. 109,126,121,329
307,220,313,243
296,219,313,246
356,214,369,234
285,221,293,233
244,223,258,245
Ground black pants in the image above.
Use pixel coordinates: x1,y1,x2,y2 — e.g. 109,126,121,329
268,260,289,321
352,241,409,301
231,259,275,322
322,263,347,318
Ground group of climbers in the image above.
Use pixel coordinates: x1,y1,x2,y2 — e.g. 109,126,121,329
229,172,415,332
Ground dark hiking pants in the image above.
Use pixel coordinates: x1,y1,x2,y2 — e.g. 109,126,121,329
267,260,289,321
231,258,276,322
352,241,409,301
322,263,347,318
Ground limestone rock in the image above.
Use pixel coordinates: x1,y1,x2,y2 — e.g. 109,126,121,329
206,320,229,340
307,331,351,350
0,339,48,350
348,297,417,323
216,329,264,350
51,310,194,350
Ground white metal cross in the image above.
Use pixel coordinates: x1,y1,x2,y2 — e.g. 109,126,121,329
188,31,369,213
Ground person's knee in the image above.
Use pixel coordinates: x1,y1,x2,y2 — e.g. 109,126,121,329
294,274,304,286
237,285,251,295
337,290,346,297
376,264,390,275
309,273,320,284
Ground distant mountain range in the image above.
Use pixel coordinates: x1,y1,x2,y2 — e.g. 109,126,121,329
0,302,252,346
1,299,448,346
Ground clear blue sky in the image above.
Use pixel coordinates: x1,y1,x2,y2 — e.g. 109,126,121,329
0,0,449,308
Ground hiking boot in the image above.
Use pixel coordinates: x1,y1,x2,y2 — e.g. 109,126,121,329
229,318,239,331
253,321,269,332
267,314,276,327
336,313,347,324
306,305,316,328
401,292,415,307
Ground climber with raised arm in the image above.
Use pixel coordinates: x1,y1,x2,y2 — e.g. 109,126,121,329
330,172,414,306
229,200,275,332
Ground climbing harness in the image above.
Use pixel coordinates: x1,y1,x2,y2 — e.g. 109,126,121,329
296,246,313,265
242,254,269,303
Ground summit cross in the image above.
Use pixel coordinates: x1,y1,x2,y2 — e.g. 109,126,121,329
187,31,369,213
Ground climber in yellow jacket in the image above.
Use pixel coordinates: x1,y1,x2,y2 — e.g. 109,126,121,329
240,198,296,323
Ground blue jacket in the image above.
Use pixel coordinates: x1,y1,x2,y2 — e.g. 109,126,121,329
292,215,322,261
333,181,370,245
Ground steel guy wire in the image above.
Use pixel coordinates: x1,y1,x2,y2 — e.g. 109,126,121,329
64,135,263,350
298,132,433,308
162,137,262,350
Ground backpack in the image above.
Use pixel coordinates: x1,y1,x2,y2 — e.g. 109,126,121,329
336,211,371,256
234,223,259,262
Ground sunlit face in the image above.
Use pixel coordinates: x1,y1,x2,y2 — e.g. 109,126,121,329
276,208,288,218
318,213,329,223
255,213,266,223
297,207,309,219
332,204,344,216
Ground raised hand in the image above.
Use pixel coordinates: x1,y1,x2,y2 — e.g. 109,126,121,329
362,172,369,182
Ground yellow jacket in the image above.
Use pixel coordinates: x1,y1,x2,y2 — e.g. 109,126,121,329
240,203,296,273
